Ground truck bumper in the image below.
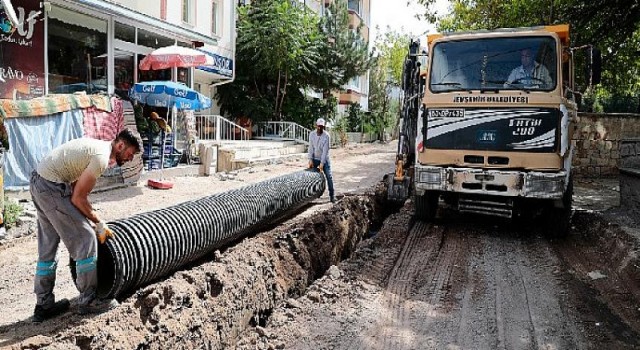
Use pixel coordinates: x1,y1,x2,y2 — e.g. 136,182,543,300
414,166,567,200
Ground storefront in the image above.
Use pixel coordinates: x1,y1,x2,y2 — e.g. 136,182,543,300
0,0,235,103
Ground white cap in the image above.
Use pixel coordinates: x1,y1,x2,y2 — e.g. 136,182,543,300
316,118,326,127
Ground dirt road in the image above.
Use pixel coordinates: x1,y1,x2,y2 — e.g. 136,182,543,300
241,207,640,350
1,140,639,349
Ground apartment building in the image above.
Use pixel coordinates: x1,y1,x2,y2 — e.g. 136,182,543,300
0,0,236,111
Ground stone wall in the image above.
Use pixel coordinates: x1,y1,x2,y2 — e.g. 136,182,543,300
619,138,640,215
572,113,640,177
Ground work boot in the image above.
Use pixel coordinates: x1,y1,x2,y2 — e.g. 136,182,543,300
78,298,119,315
330,197,336,203
32,299,71,323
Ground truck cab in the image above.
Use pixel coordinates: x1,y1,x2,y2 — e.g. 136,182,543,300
412,25,588,235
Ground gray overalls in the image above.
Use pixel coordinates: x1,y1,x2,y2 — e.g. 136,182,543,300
30,171,97,307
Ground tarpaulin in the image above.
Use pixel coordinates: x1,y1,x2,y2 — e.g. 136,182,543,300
0,94,111,120
83,97,124,141
4,110,84,190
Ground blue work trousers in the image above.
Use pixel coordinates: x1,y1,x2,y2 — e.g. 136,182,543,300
312,159,335,200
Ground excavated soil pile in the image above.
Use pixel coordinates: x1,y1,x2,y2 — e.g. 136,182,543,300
554,210,640,336
10,184,390,350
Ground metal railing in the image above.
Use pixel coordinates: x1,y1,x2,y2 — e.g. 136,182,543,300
194,114,250,142
255,121,312,144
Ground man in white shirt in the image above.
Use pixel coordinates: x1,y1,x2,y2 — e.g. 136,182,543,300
505,48,553,88
30,129,140,322
307,118,335,203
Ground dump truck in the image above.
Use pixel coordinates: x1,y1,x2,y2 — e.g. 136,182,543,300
388,25,601,236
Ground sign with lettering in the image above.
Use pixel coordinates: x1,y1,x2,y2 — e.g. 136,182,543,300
196,50,233,78
0,0,44,99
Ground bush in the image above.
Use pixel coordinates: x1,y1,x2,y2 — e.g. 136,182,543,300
580,89,640,113
4,197,23,229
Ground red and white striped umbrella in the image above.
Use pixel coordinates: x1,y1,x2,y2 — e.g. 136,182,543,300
139,45,214,71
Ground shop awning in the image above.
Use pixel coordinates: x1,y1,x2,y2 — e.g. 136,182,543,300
64,0,218,46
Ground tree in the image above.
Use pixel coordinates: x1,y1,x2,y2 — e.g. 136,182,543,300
368,29,411,140
314,0,373,92
216,0,372,124
227,0,323,120
345,102,363,132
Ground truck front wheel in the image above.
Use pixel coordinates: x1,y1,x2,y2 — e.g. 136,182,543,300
545,176,573,238
414,191,439,221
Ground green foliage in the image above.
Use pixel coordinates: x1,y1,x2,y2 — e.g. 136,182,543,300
580,87,640,113
282,93,337,129
224,0,324,120
216,0,372,125
4,197,22,229
332,114,349,147
345,102,364,132
368,30,411,140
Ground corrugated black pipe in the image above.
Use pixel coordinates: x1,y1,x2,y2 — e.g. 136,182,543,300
81,169,325,299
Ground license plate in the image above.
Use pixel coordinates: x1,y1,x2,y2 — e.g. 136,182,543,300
428,109,465,118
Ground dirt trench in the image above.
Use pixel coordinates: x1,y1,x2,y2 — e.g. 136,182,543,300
7,184,392,350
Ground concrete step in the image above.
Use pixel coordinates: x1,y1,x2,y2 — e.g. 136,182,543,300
232,144,306,160
232,153,307,169
213,140,307,172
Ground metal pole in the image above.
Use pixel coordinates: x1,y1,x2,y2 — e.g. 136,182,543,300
216,115,221,142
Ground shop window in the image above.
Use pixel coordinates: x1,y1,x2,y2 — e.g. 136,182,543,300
47,6,108,94
114,50,134,99
114,22,135,43
138,28,174,49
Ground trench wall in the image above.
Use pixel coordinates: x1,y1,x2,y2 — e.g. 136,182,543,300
572,113,640,177
619,138,640,216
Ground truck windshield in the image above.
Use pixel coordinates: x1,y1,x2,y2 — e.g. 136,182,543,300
429,36,558,93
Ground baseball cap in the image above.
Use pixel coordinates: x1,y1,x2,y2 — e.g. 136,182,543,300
316,118,326,126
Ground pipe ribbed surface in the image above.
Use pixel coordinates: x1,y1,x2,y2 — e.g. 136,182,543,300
94,169,326,298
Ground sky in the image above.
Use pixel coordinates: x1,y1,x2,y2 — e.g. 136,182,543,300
369,0,450,43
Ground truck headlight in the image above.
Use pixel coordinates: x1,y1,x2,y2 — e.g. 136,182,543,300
419,170,442,184
525,174,565,197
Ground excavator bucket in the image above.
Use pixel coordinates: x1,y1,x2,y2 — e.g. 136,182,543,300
387,174,410,202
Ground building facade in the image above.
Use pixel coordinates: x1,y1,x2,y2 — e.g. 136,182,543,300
0,0,236,113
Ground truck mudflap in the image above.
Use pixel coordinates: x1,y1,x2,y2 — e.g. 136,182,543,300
414,166,567,200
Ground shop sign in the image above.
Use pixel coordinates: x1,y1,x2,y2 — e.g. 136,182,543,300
0,0,44,99
197,50,233,78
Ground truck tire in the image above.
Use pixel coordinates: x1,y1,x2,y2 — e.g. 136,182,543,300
414,191,439,221
545,176,573,238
